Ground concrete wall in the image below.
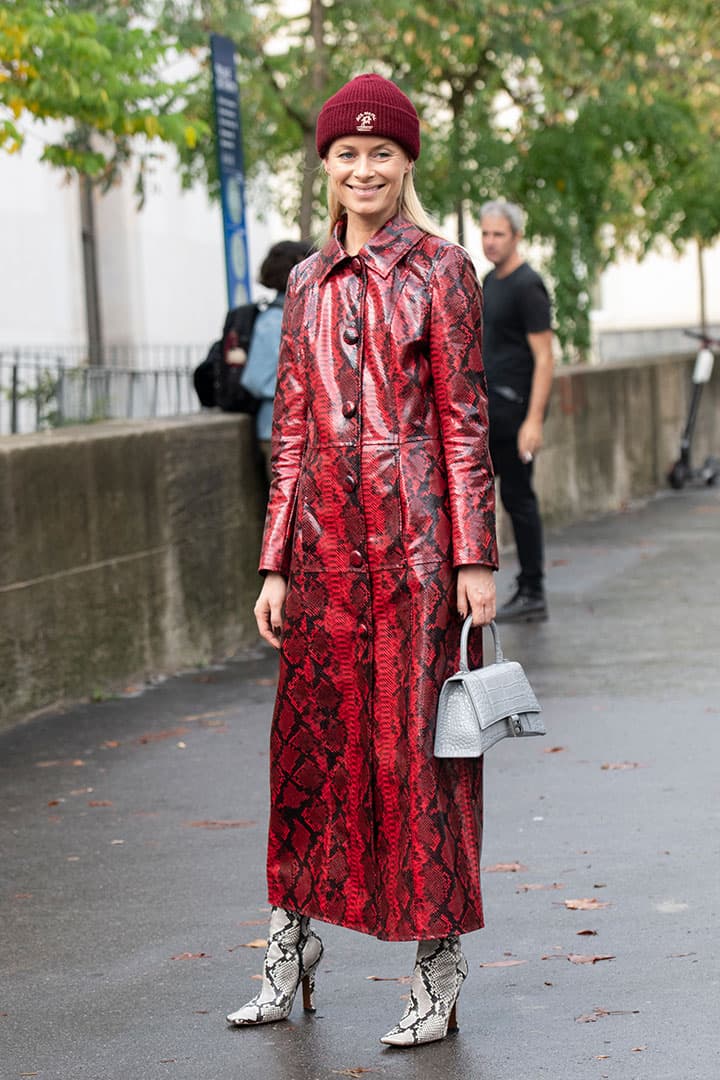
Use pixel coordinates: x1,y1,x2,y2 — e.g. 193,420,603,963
1,353,718,729
0,415,267,729
531,353,719,530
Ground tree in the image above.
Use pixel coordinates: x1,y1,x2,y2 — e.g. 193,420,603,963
173,0,718,355
0,0,208,190
1,0,210,360
341,0,719,354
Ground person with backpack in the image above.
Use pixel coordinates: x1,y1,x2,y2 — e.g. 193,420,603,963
194,240,314,479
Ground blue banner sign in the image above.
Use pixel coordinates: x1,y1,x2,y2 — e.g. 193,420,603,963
210,33,252,307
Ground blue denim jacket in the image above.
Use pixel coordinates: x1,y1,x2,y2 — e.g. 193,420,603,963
241,294,284,441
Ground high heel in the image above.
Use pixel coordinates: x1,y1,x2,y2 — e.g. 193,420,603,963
380,936,468,1047
226,907,323,1026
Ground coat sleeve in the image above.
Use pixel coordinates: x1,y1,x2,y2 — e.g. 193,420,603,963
428,244,498,570
258,270,307,576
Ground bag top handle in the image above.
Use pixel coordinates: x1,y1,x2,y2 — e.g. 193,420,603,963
459,616,503,672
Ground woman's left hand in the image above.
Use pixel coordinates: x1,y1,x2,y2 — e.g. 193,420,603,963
457,565,496,626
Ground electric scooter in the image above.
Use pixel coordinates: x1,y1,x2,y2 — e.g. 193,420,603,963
667,330,720,489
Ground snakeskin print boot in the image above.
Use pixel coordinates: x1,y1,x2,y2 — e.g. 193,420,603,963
380,936,468,1047
226,906,323,1026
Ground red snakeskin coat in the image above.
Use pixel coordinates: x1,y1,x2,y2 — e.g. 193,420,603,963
259,217,498,941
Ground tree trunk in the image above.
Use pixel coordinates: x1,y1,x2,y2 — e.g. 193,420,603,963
79,173,104,366
299,129,319,241
296,0,326,240
456,200,465,246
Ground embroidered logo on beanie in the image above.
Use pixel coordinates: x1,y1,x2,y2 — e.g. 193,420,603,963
355,111,376,133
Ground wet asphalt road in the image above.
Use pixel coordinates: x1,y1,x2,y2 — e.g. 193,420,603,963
2,486,719,1080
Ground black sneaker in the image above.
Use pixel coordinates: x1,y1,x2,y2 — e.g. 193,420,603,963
495,588,548,624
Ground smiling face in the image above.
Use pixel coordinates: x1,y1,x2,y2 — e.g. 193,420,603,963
324,135,413,230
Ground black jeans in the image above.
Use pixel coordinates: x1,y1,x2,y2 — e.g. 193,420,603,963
490,433,545,593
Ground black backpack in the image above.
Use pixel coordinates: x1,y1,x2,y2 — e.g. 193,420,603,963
193,302,262,413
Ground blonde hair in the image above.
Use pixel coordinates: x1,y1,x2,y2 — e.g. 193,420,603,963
326,169,443,240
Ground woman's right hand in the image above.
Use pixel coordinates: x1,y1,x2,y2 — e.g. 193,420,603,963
254,572,287,649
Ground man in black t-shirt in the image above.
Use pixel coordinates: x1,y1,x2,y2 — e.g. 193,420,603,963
481,201,554,622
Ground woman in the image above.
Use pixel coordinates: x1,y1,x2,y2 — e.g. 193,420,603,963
226,74,498,1047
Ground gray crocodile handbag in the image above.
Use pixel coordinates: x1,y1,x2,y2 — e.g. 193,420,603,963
434,617,545,758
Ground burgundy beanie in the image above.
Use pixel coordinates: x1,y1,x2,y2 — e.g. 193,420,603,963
315,74,421,161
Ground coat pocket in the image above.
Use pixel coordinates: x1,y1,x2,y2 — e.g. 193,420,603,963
398,438,451,566
362,444,404,569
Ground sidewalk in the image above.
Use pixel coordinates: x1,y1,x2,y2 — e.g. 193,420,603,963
2,487,719,1080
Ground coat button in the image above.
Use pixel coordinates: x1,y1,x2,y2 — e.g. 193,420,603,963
342,400,356,418
343,326,359,344
358,623,369,638
349,550,363,568
342,474,356,492
351,257,362,273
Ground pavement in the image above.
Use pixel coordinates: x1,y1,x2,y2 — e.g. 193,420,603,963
2,486,719,1080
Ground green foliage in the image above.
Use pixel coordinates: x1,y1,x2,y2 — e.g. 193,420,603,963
170,0,718,355
4,0,718,352
0,0,209,190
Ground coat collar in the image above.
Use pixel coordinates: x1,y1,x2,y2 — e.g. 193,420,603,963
312,216,428,285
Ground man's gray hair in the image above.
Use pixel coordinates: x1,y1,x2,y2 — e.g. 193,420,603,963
480,200,525,235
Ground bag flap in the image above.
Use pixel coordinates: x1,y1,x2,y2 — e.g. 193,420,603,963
459,660,541,730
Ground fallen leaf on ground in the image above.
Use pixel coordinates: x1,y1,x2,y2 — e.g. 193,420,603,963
159,1060,177,1064
596,1055,610,1060
110,839,124,845
88,800,113,807
567,954,615,965
563,898,610,911
14,894,32,900
543,746,566,753
251,677,277,686
137,727,189,744
331,1069,379,1078
170,952,210,960
517,882,564,893
601,762,643,770
69,787,94,796
194,1010,209,1014
478,959,527,968
35,759,85,768
183,710,230,722
577,929,598,936
239,939,268,949
668,952,697,958
482,862,528,873
366,974,412,983
631,1046,647,1052
575,1007,640,1023
47,799,61,807
102,740,121,749
185,820,256,829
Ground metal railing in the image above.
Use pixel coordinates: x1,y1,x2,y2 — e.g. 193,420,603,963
0,347,206,436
